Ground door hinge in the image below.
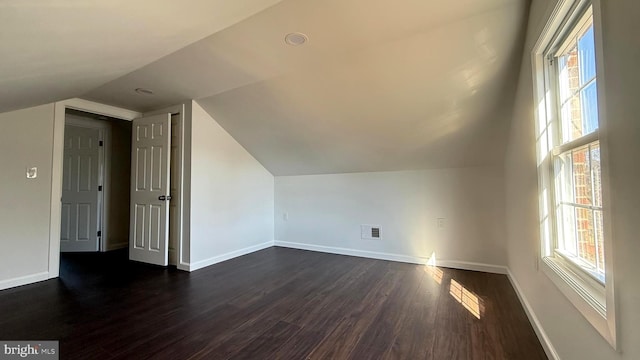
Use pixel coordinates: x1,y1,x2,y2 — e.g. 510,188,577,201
99,140,104,147
98,185,103,191
97,230,102,237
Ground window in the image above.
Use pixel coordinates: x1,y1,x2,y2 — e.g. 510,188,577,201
551,8,604,283
533,0,616,348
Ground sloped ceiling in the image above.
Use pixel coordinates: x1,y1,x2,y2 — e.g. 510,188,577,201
0,0,283,113
3,0,529,175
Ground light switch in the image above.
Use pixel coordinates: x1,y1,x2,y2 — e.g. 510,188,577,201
26,167,37,179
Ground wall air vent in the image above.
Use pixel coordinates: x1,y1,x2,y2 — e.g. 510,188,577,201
361,225,381,240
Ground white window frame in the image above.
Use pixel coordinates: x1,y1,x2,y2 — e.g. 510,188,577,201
532,0,617,349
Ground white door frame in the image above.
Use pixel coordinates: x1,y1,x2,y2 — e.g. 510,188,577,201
62,115,109,252
49,99,141,278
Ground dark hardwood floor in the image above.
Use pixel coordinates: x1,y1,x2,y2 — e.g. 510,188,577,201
0,248,547,359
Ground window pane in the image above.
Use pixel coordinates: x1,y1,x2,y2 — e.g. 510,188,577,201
572,146,592,206
556,151,574,203
594,210,605,274
578,25,596,85
560,96,581,143
591,144,602,207
559,204,577,256
581,81,599,134
557,54,574,103
575,207,595,267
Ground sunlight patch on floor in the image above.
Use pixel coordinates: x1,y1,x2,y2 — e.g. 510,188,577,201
449,279,483,319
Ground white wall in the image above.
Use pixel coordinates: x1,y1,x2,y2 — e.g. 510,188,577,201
0,104,55,288
505,0,640,358
275,167,506,269
187,101,274,270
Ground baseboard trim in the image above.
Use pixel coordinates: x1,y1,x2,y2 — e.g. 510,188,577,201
185,241,274,272
274,241,427,265
436,260,508,275
0,272,50,291
507,269,560,360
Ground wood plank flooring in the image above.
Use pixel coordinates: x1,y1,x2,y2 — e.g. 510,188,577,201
0,247,547,359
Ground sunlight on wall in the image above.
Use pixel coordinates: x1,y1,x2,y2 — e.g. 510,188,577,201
449,279,483,319
427,252,437,266
425,252,443,284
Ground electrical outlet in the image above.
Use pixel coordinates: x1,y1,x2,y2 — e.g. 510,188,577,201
283,212,289,221
436,218,445,228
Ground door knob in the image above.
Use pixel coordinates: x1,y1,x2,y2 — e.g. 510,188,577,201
158,195,172,201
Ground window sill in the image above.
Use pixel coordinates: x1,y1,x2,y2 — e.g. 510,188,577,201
540,256,615,347
554,249,605,284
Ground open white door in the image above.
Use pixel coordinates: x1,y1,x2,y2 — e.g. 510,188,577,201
60,125,101,252
129,113,171,265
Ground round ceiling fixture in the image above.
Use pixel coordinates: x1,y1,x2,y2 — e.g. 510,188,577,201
284,32,308,46
135,87,154,95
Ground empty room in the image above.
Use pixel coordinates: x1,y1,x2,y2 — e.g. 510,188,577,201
0,0,638,359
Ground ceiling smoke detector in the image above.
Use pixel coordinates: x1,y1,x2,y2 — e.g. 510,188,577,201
135,87,154,95
285,32,308,46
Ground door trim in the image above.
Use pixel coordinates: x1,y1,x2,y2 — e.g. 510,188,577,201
49,99,141,278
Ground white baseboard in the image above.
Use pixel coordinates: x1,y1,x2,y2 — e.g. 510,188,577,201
274,240,427,265
183,241,274,272
0,272,50,291
436,260,508,275
273,241,509,275
507,269,560,360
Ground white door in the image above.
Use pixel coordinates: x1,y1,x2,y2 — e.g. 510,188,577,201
60,125,102,252
129,113,171,265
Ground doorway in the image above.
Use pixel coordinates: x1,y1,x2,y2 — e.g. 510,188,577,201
60,109,132,253
54,101,184,280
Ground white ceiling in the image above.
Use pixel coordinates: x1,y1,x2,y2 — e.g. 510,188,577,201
2,0,529,175
0,0,283,113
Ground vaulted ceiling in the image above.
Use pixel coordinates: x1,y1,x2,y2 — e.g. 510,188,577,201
0,0,283,113
1,0,529,175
